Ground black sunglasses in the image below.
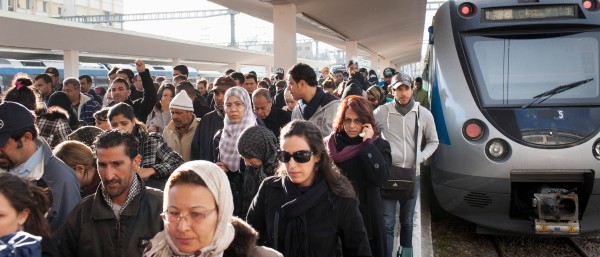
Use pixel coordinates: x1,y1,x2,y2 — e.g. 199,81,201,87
277,150,314,163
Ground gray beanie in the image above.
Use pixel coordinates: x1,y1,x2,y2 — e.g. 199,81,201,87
169,91,194,112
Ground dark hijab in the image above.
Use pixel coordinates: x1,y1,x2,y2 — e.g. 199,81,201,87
48,91,80,130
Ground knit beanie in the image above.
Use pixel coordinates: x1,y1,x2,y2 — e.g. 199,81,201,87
169,91,194,112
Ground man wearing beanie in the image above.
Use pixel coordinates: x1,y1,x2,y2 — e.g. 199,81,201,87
163,91,200,162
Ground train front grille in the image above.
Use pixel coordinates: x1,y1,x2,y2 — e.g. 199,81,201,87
464,191,492,208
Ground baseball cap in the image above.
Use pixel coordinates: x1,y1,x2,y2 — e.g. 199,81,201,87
0,101,35,147
275,68,285,75
383,67,396,78
391,73,413,89
210,76,236,93
44,67,60,78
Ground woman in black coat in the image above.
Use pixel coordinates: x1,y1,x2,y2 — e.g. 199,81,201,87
323,95,391,257
247,120,373,257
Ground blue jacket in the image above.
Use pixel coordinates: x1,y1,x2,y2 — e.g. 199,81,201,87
76,93,101,125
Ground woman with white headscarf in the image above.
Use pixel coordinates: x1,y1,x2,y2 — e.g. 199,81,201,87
214,87,262,217
143,161,281,257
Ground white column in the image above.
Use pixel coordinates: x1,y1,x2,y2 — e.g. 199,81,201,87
1,0,8,11
63,50,79,79
266,66,273,78
63,0,75,16
228,62,240,71
273,3,296,72
345,41,358,63
171,58,181,66
370,53,379,72
380,59,391,70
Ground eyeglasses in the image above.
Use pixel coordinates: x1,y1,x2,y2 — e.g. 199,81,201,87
277,150,314,163
160,208,217,224
343,118,365,126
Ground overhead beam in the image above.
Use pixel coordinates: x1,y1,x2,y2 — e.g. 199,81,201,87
56,9,239,24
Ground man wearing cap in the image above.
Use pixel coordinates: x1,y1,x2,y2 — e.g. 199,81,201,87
288,63,341,137
163,91,200,162
108,59,157,123
373,74,439,257
191,76,235,161
0,101,81,240
45,67,62,91
379,67,396,95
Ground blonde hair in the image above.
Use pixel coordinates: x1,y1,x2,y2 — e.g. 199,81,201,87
53,140,95,176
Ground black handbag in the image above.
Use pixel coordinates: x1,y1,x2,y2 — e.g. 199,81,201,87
380,106,420,200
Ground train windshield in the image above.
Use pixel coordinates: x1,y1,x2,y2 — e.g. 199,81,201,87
464,32,600,107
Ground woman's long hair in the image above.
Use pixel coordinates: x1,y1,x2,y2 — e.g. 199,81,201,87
152,84,175,114
277,120,357,199
107,102,147,135
332,95,380,136
0,173,51,238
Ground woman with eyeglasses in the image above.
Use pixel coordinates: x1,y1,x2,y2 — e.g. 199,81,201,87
108,103,184,190
324,95,391,257
247,119,372,257
214,87,262,217
143,161,282,257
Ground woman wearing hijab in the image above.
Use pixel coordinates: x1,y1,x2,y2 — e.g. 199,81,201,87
143,161,281,257
247,120,373,257
324,95,391,257
236,125,278,217
214,87,260,217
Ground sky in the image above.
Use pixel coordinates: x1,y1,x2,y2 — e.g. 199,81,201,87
123,0,316,46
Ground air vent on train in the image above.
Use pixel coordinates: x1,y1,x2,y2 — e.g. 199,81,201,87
464,191,492,208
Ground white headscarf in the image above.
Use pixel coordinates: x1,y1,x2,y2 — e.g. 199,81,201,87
144,161,235,257
219,87,257,171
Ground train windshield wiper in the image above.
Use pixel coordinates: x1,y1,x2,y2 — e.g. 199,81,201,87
521,78,594,109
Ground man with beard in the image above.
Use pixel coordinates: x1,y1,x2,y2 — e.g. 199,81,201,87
60,130,163,257
0,101,81,240
190,76,235,161
163,91,200,162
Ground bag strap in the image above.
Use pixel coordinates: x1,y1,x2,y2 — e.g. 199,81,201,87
414,106,419,167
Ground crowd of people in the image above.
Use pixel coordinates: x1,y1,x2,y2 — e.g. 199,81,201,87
0,59,438,257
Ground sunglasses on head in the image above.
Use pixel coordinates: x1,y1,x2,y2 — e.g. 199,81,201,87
277,150,314,163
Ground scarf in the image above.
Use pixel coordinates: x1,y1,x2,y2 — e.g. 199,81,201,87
144,161,235,257
280,176,329,257
236,125,279,176
394,98,415,116
219,87,257,172
0,231,42,257
324,132,377,163
298,87,325,120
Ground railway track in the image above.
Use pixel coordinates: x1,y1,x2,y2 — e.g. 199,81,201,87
490,235,594,257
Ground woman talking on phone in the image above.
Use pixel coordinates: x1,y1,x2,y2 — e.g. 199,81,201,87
323,95,391,257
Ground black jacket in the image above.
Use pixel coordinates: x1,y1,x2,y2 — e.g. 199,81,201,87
247,176,373,257
59,179,164,257
273,89,286,109
108,69,157,124
191,109,224,161
261,107,291,139
331,137,391,257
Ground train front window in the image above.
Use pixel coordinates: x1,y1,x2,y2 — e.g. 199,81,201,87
464,33,600,107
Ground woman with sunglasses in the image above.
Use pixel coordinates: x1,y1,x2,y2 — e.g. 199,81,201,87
247,120,372,257
324,95,391,257
143,161,281,257
108,102,184,190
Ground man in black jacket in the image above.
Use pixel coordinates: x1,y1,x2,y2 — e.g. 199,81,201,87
252,88,290,139
108,59,157,123
190,76,235,161
60,130,163,257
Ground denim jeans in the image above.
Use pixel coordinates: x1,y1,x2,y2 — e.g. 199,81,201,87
382,176,420,257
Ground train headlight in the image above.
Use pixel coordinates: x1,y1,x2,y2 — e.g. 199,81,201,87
485,139,510,161
583,0,596,11
462,119,486,141
459,2,477,17
593,139,600,160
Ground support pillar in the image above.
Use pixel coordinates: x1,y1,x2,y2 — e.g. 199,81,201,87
345,41,358,63
273,3,296,72
380,59,391,71
171,58,181,66
370,53,379,72
63,50,79,79
228,62,240,71
266,66,273,79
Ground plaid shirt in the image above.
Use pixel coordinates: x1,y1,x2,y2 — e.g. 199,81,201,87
137,131,184,178
101,173,142,218
37,116,72,148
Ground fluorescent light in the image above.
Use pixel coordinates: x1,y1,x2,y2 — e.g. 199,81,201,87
296,12,348,41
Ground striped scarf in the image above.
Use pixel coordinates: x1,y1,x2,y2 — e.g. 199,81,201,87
219,87,257,172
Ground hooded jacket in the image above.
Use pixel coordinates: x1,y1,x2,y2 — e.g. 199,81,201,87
373,101,439,172
75,93,101,125
291,93,340,137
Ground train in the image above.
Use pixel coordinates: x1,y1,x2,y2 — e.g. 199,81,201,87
0,58,223,91
426,0,600,235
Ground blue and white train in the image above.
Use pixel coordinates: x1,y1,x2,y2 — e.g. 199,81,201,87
426,0,600,235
